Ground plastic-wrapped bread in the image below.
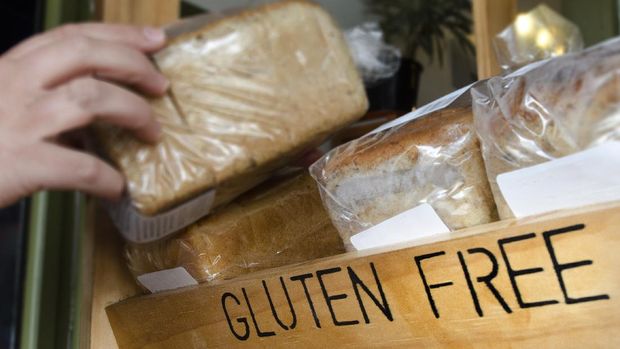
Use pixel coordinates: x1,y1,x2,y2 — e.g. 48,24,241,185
126,171,345,284
472,37,620,219
310,100,498,251
97,0,368,216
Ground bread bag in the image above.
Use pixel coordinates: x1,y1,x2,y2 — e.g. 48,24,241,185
310,87,498,250
126,170,345,285
472,37,620,218
98,0,368,241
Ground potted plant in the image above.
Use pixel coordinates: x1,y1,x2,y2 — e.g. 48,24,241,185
364,0,474,109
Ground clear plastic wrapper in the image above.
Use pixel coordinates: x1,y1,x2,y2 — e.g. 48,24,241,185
125,170,345,286
472,37,620,219
310,87,498,251
344,22,401,86
494,4,583,72
96,0,368,242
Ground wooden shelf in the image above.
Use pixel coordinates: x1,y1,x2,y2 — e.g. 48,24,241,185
105,202,620,348
472,0,517,78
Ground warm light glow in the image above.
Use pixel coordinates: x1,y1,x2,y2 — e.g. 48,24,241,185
536,29,553,48
553,45,566,56
515,14,534,37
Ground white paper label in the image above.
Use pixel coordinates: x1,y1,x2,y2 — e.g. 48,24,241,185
137,267,198,293
497,142,620,218
351,203,450,251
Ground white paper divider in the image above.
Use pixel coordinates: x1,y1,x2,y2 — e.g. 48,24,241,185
498,141,620,218
137,267,199,294
351,203,450,251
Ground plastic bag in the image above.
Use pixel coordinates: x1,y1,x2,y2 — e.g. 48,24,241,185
310,85,498,251
96,0,368,242
494,4,583,72
125,170,345,287
344,22,401,86
472,37,620,219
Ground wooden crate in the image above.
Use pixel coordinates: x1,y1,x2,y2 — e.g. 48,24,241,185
105,202,620,348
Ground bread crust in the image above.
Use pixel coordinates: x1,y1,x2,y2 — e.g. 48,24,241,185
126,171,345,283
323,107,473,176
473,42,620,219
314,106,498,250
165,0,324,46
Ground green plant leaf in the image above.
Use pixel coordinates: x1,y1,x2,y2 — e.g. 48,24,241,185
364,0,473,65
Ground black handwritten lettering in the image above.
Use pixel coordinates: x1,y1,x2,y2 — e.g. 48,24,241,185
414,251,453,318
290,273,321,328
543,224,610,304
458,250,482,317
262,277,297,330
498,233,558,308
348,263,393,323
317,267,359,326
458,248,512,317
242,287,275,337
221,292,250,341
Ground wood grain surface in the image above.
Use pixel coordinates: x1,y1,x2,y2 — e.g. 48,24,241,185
89,1,180,348
107,202,620,348
95,0,179,26
89,206,142,349
473,0,517,78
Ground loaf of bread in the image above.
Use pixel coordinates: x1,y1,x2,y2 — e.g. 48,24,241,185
472,37,620,219
97,0,368,215
125,171,345,284
311,106,498,250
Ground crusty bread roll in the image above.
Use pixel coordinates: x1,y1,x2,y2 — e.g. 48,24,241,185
472,38,620,219
126,171,345,284
312,106,498,250
98,0,368,215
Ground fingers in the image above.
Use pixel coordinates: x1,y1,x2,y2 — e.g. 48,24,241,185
23,36,168,95
5,23,166,60
25,144,125,200
29,78,161,142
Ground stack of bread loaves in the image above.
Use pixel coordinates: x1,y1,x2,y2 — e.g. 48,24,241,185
96,0,368,287
112,0,620,287
126,170,345,285
312,37,620,251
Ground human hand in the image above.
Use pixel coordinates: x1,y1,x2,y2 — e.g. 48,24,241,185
0,23,169,208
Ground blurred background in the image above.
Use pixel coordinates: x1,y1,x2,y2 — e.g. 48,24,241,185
187,0,619,106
